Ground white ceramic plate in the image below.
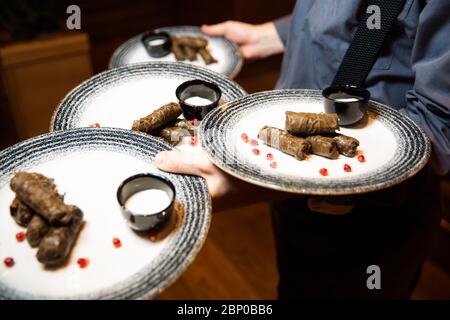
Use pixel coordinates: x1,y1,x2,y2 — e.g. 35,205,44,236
0,128,211,299
110,26,243,78
200,90,431,195
51,62,246,136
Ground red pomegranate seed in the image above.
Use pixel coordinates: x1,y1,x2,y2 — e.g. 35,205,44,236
16,231,26,242
319,168,328,176
4,257,14,267
270,162,278,169
357,155,366,163
241,133,249,142
148,234,157,242
252,148,260,155
16,231,27,242
250,139,259,146
189,136,197,146
190,119,199,126
266,153,274,161
77,258,89,269
112,238,122,248
90,123,100,128
344,164,352,172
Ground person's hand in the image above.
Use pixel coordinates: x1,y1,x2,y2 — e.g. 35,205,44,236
201,21,284,60
155,150,292,212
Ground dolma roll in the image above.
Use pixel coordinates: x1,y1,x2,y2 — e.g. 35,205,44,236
30,172,59,192
199,47,215,65
192,37,208,48
305,136,340,159
36,210,83,267
158,127,191,146
334,134,360,157
171,36,186,61
258,126,311,160
10,197,34,227
27,214,50,248
177,36,207,48
285,111,339,136
173,119,196,135
132,102,182,133
182,44,198,61
10,173,63,226
10,172,81,225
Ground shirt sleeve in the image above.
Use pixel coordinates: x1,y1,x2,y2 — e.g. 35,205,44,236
273,14,292,46
399,0,450,178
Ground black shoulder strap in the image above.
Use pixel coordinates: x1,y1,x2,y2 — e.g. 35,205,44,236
332,0,406,87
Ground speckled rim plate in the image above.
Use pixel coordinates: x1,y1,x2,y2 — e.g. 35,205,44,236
0,128,211,299
200,89,431,195
110,26,243,79
51,62,246,132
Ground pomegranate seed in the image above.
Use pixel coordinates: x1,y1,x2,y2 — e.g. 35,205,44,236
148,234,157,242
112,238,122,248
319,168,328,176
241,133,249,142
189,136,197,146
358,155,366,163
250,139,259,146
252,148,260,155
77,258,89,269
270,162,278,169
190,119,199,126
344,164,352,172
266,153,274,161
16,231,26,242
4,257,14,267
90,123,100,128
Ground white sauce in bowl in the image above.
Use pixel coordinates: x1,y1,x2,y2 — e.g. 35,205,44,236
184,96,213,106
125,189,172,215
328,92,362,103
149,39,166,46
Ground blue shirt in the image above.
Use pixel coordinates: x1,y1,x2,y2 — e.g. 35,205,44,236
274,0,450,177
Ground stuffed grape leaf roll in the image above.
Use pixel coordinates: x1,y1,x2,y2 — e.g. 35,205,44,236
177,36,208,48
182,44,198,61
333,134,360,157
10,197,34,227
173,119,196,134
27,214,50,248
258,126,311,160
131,102,182,134
171,35,215,64
10,172,81,225
158,127,191,146
199,47,215,65
10,173,63,227
285,111,339,136
305,136,340,159
171,36,187,61
36,210,83,267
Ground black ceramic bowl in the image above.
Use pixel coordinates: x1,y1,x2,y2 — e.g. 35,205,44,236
322,85,370,126
117,173,175,232
141,31,172,58
176,80,222,120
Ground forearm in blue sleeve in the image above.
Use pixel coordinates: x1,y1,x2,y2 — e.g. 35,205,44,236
399,0,450,178
273,14,292,46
